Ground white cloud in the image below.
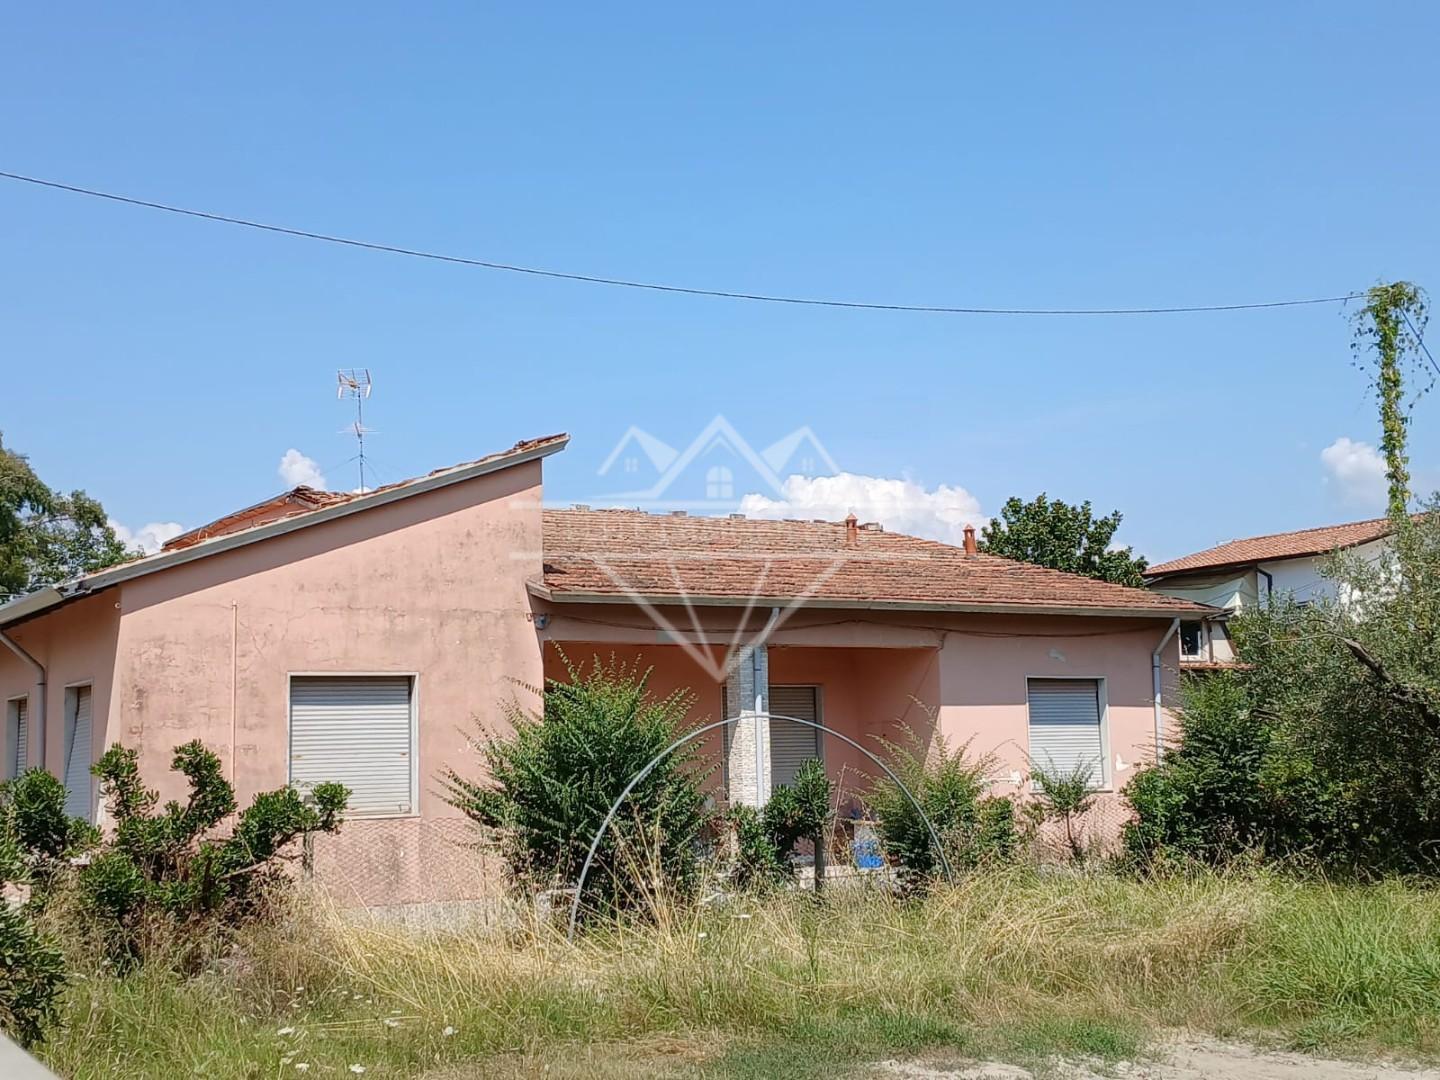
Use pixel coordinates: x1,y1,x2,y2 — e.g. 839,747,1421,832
1320,436,1386,508
738,472,983,545
109,520,185,555
278,449,327,490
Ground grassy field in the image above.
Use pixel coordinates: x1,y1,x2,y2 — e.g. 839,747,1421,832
33,869,1440,1079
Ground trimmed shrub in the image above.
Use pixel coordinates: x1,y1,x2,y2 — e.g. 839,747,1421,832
445,652,712,915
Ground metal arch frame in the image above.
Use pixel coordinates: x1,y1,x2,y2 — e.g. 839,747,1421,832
567,711,955,940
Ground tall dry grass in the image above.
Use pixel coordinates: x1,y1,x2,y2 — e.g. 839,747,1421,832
35,868,1440,1078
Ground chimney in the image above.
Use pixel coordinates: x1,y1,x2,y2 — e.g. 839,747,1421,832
963,524,977,555
844,512,858,544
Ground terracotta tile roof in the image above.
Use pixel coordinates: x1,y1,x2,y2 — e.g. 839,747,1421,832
540,509,1209,616
1145,516,1398,579
163,434,568,552
164,487,353,551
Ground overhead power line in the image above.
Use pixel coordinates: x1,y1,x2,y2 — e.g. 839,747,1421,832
1400,311,1440,380
0,169,1364,317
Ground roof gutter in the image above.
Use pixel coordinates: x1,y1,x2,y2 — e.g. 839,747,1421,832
1152,617,1181,761
0,629,45,768
0,437,569,630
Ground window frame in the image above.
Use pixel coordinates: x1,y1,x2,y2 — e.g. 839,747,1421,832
286,671,421,820
1178,620,1207,660
1023,675,1111,791
719,682,826,795
61,680,95,822
768,682,825,787
4,694,27,781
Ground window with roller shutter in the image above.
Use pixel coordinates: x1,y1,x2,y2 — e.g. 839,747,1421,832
63,684,92,821
720,684,823,792
1026,678,1108,788
6,696,26,780
767,685,822,790
289,676,416,816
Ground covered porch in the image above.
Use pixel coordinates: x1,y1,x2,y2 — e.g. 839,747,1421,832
540,613,940,809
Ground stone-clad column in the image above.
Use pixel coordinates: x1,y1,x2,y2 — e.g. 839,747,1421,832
724,645,770,807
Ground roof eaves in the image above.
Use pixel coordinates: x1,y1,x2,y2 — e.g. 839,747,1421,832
0,586,68,626
0,435,568,629
1146,545,1359,580
1146,520,1398,578
527,582,1214,619
1144,559,1261,582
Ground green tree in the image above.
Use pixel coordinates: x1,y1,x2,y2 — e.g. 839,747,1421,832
979,494,1148,586
1350,282,1429,522
1125,499,1440,875
0,432,133,598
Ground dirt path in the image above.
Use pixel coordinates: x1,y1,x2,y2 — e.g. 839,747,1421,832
871,1036,1440,1080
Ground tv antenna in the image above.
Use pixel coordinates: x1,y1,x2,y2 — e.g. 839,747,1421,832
336,369,374,492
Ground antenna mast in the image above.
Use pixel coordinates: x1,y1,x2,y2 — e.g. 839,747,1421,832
336,369,374,492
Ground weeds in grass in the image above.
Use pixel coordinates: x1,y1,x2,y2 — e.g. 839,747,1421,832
35,868,1440,1078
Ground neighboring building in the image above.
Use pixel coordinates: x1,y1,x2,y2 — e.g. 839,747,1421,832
0,434,1206,910
1144,517,1397,668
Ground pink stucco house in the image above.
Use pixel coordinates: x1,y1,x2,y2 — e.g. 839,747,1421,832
0,434,1204,909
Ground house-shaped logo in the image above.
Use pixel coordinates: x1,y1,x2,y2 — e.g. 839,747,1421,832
594,415,838,508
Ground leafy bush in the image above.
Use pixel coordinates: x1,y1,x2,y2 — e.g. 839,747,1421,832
868,728,1018,881
3,768,98,891
731,759,834,888
0,787,67,1046
82,742,348,962
0,901,64,1047
0,741,347,1044
445,652,712,914
1127,502,1440,876
1124,673,1287,868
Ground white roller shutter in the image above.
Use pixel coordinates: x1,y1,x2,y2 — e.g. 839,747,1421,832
768,685,821,790
63,686,92,820
290,676,414,816
1027,679,1104,782
12,697,27,778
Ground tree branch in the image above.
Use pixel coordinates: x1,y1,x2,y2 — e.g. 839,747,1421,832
1341,637,1440,734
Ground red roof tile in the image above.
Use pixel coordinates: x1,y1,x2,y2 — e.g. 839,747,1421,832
541,509,1209,616
1145,517,1398,578
164,488,352,551
163,434,568,552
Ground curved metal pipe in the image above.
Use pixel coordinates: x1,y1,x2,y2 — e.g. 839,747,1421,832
566,711,955,941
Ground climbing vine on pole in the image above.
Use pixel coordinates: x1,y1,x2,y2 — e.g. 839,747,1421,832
1351,282,1429,523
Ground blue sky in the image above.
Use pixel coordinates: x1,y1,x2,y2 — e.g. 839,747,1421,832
3,5,1438,563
